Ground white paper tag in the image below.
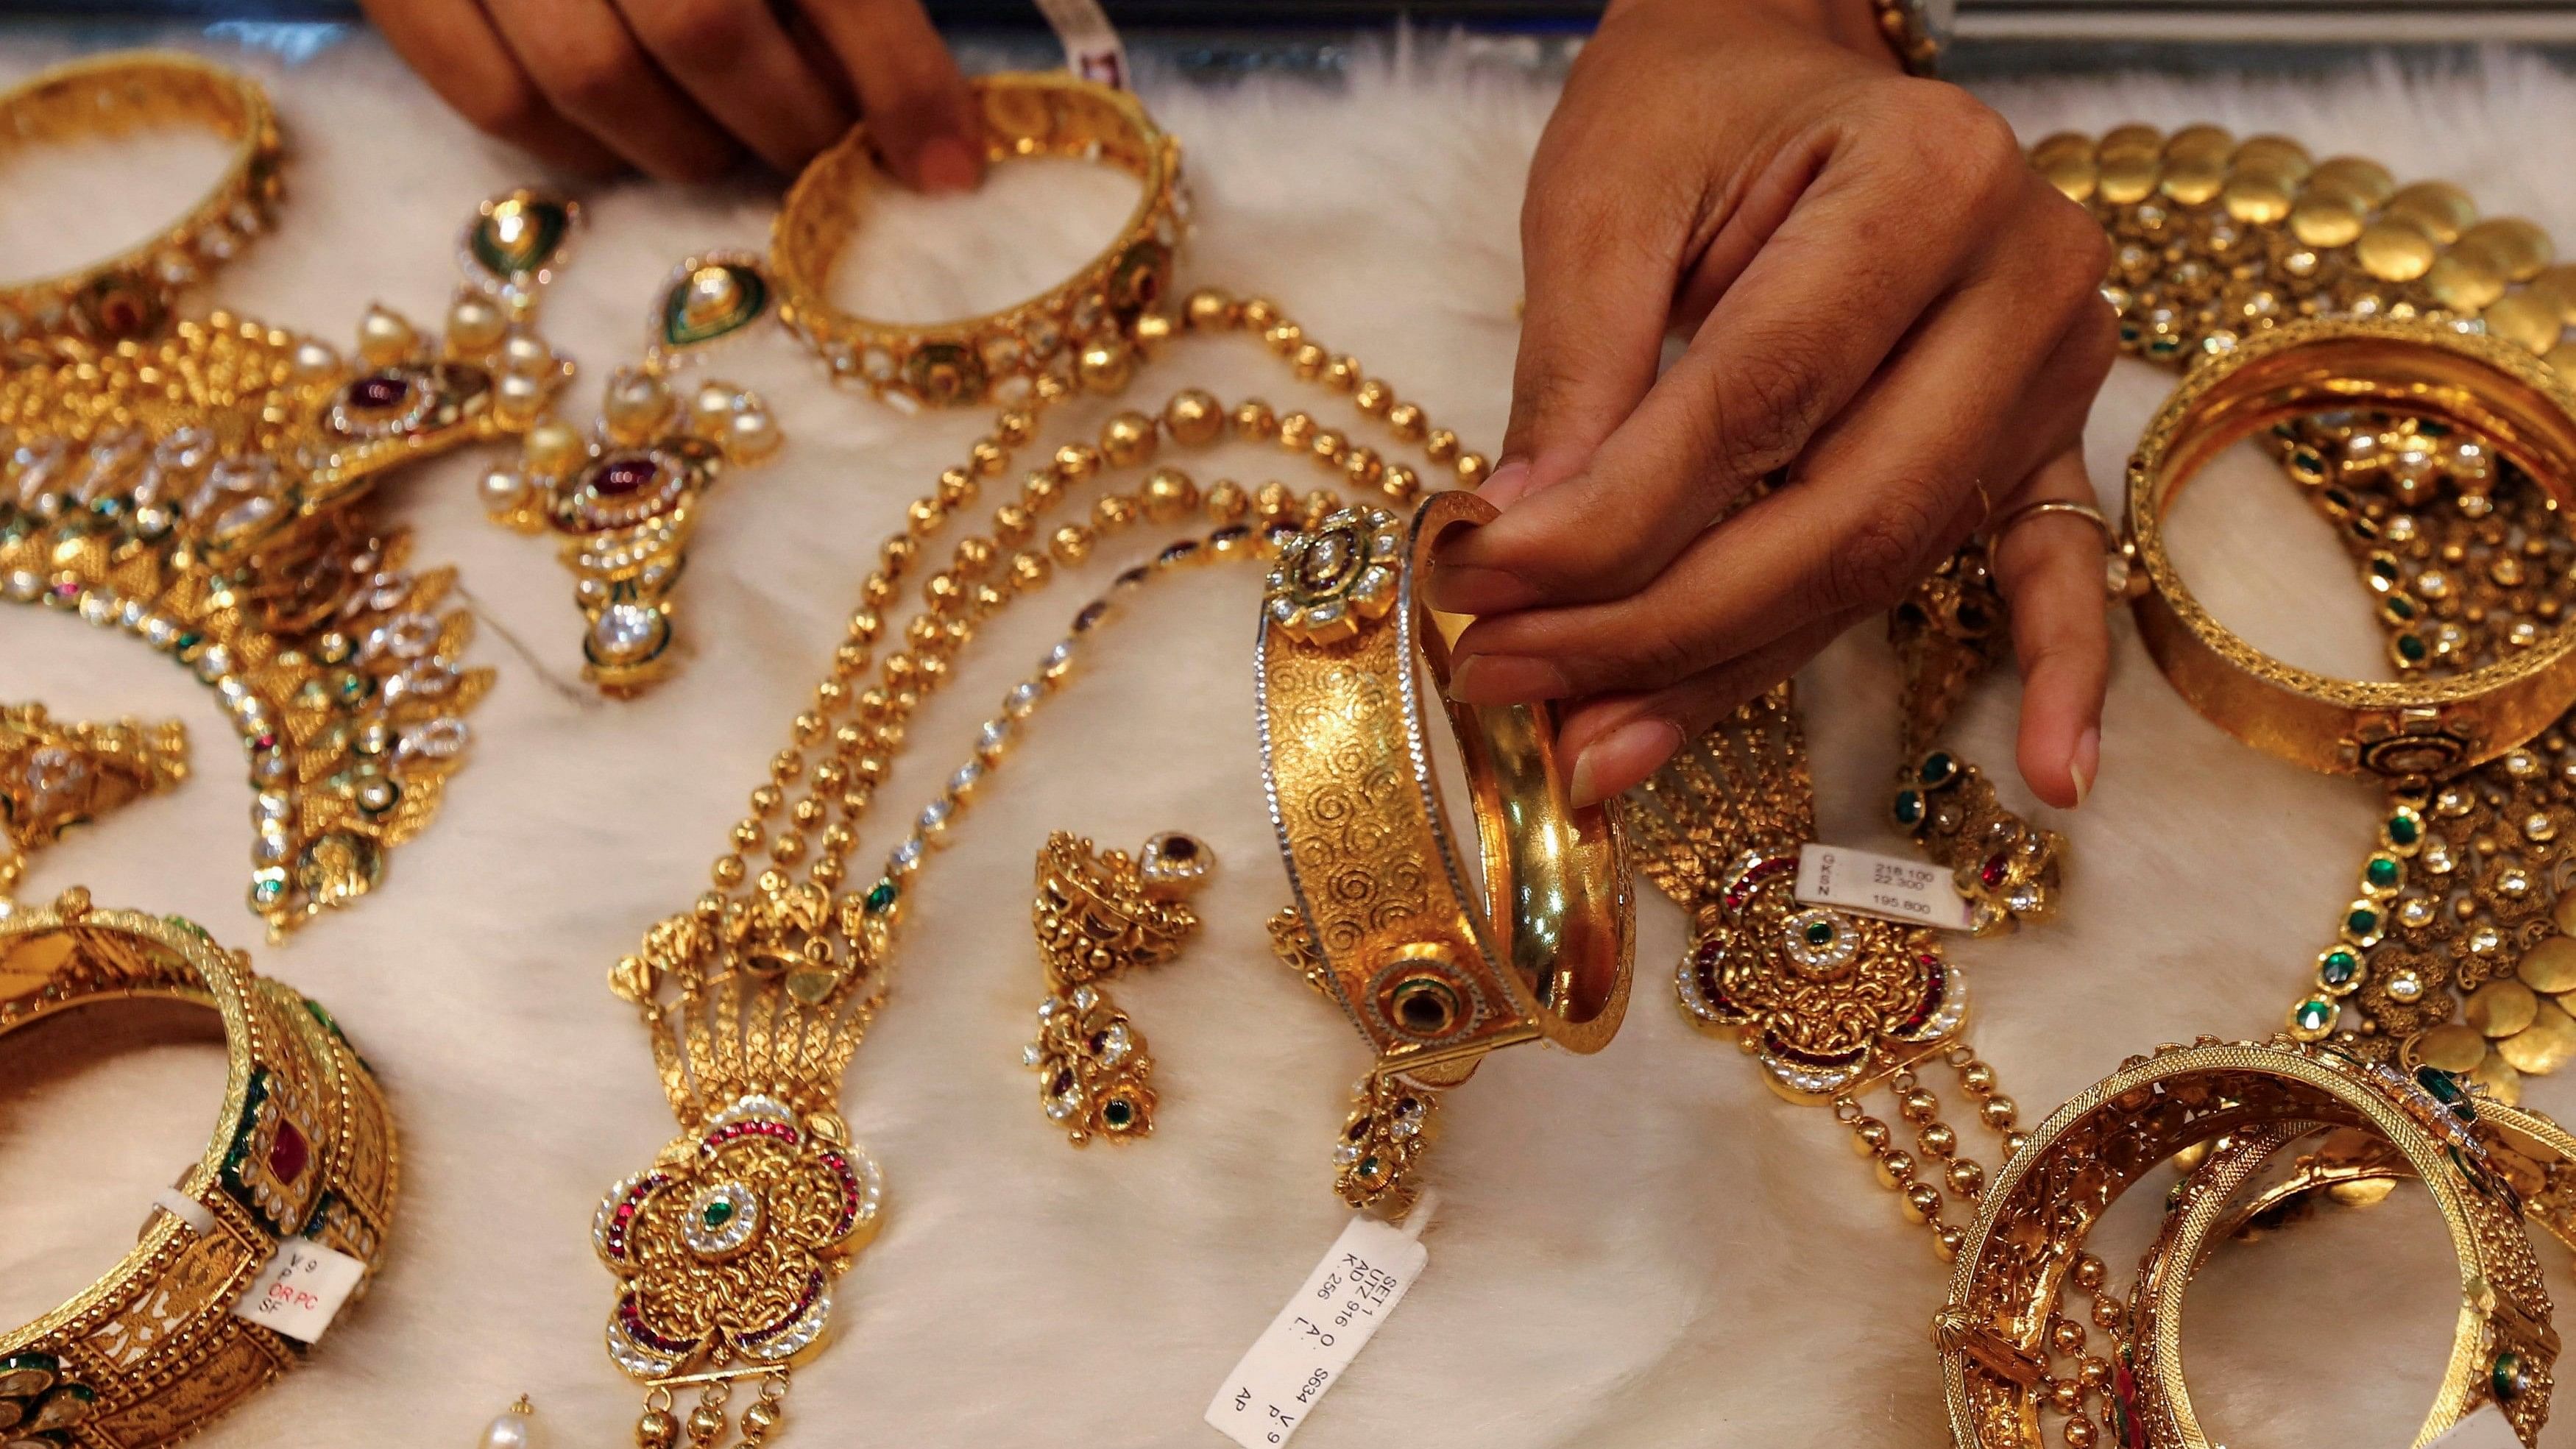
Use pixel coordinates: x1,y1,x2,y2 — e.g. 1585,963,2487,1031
1032,0,1130,88
233,1237,366,1343
1794,843,1975,931
1204,1205,1433,1448
2429,1406,2524,1449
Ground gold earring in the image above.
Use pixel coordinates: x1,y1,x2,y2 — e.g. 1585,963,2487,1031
1025,831,1212,1145
1,703,190,896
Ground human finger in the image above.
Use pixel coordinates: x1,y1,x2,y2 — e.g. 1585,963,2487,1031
801,0,984,192
484,0,739,180
1988,448,2115,810
362,0,624,174
619,0,855,172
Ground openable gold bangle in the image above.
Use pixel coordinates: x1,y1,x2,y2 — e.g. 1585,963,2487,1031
1257,491,1634,1202
771,71,1181,411
2127,315,2576,779
0,52,283,349
1937,1041,2554,1449
0,888,397,1447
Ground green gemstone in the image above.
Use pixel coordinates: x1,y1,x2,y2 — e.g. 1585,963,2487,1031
2396,633,2429,663
1918,752,1955,787
1804,920,1835,947
2347,907,2379,935
1356,1155,1382,1179
1893,790,1924,826
2388,812,2420,846
2320,949,2359,987
2370,557,2401,582
2294,997,2336,1033
701,1197,736,1229
172,631,202,653
2366,857,2400,889
864,878,898,914
2494,1350,2530,1402
250,874,286,906
661,261,769,348
2385,595,2417,620
2290,447,2323,475
1102,1099,1135,1128
470,194,571,277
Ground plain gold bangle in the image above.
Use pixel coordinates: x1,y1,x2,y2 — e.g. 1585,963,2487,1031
0,52,282,350
1257,490,1635,1073
2126,316,2576,779
0,889,397,1447
771,71,1183,411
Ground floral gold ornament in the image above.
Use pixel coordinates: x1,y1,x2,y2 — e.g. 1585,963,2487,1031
772,72,1183,411
0,890,397,1448
1025,830,1212,1144
0,52,282,351
1258,489,1633,1215
478,247,782,693
0,704,187,896
1937,1041,2555,1449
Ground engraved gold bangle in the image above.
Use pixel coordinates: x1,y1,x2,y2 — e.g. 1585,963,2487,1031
2127,316,2576,779
771,72,1182,411
1257,489,1635,1080
0,889,397,1448
1936,1042,2555,1449
0,52,283,350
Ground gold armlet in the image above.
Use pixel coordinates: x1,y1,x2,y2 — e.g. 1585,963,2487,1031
771,72,1182,411
1257,490,1634,1211
0,52,282,350
0,889,396,1447
2127,316,2576,779
1939,1042,2553,1448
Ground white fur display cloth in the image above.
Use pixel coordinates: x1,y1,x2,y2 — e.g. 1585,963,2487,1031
6,27,2576,1449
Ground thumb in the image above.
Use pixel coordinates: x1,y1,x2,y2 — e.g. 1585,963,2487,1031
807,0,983,193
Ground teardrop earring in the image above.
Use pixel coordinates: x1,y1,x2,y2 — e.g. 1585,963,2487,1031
1025,831,1212,1145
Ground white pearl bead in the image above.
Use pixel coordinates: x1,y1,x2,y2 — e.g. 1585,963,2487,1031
291,340,342,380
688,380,739,438
477,468,530,512
447,294,507,352
500,330,554,376
603,367,674,444
494,372,546,423
356,305,417,366
726,408,782,463
523,422,584,476
478,1409,539,1449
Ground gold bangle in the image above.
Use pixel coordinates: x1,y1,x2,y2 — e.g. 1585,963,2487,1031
0,888,397,1447
1936,1041,2554,1449
1257,491,1635,1206
2126,316,2576,779
771,72,1182,411
0,52,283,349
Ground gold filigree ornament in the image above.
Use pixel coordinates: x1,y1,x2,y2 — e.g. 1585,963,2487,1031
478,232,785,693
2,185,557,934
0,889,397,1448
0,703,187,896
1025,830,1212,1144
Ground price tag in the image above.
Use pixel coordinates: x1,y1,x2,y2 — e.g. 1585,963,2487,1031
1204,1203,1434,1448
2430,1407,2523,1449
1031,0,1129,88
1794,843,1975,931
233,1238,366,1344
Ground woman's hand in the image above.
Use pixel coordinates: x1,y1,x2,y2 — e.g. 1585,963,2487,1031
1430,0,2117,809
361,0,982,186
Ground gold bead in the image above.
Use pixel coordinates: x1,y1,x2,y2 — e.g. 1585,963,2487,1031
1850,1117,1892,1153
1902,1183,1943,1222
1874,1149,1917,1188
1262,321,1303,355
936,468,978,509
1163,388,1225,447
2002,1129,2031,1157
2089,1293,2123,1330
1239,296,1280,330
637,1409,680,1449
905,613,947,649
1386,402,1427,442
731,820,762,849
1142,467,1198,522
1021,472,1064,515
1454,451,1491,486
1050,523,1094,564
2050,1319,2086,1356
1958,1060,1998,1094
2078,1356,2109,1389
791,798,826,827
846,609,882,643
1381,462,1421,503
1232,400,1278,441
968,440,1008,477
2064,1417,2098,1449
1324,354,1363,392
993,503,1036,546
1078,339,1133,393
790,711,826,743
881,536,919,574
2070,1253,2106,1291
1303,489,1340,525
995,408,1038,446
924,572,965,612
1011,550,1051,590
1916,1122,1957,1158
749,784,784,815
1131,311,1174,353
1354,378,1393,414
1309,428,1348,466
1051,444,1102,484
2048,1378,2083,1414
1979,1097,2018,1130
1426,427,1460,463
1278,411,1317,452
1931,1225,1965,1261
862,573,896,609
1292,341,1328,378
742,1401,782,1433
1253,481,1299,525
905,497,945,536
1945,1158,1984,1197
1100,410,1158,468
1205,478,1250,524
1899,1089,1941,1124
712,855,746,887
1091,493,1138,531
687,1405,726,1439
1184,287,1236,330
954,536,997,573
1341,444,1384,487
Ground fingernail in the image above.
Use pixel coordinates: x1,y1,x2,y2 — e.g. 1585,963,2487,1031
1423,564,1540,615
1476,457,1538,510
1446,654,1570,704
1570,719,1684,808
917,135,980,193
2069,726,2101,808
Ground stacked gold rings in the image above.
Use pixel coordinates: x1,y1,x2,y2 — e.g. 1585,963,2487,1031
2126,316,2576,779
0,890,395,1447
771,72,1182,411
1258,491,1633,1080
0,52,282,349
1937,1041,2553,1449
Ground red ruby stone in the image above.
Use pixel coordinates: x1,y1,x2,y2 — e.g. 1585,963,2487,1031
1979,854,2009,888
267,1118,310,1184
349,372,411,411
592,456,660,497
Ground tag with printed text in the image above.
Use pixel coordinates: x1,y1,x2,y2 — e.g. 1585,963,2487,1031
233,1237,366,1343
1205,1214,1430,1448
1794,843,1975,931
